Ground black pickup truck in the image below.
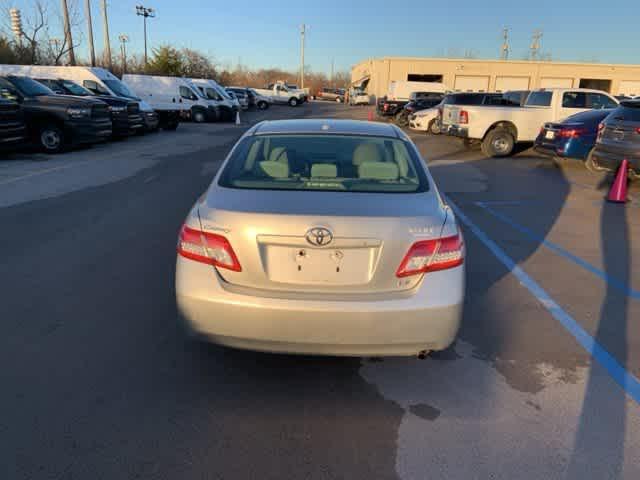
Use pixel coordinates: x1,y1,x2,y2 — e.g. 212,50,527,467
0,98,27,150
34,78,144,138
0,75,112,153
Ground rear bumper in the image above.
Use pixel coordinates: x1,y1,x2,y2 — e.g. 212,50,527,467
176,257,464,357
591,146,640,173
445,125,469,138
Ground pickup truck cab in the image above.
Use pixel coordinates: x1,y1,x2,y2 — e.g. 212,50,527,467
0,75,112,153
0,98,27,150
444,88,619,157
35,78,144,137
253,83,305,107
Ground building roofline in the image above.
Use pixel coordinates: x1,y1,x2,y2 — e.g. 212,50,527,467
351,56,640,70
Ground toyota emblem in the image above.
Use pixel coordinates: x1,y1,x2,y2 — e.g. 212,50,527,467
305,227,333,247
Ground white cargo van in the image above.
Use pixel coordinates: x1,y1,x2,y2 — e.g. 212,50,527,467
190,78,238,121
0,66,176,131
123,74,225,123
386,81,448,101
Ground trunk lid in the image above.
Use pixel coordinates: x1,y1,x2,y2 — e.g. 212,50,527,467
198,189,447,294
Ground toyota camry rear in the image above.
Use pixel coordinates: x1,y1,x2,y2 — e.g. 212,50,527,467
175,119,465,357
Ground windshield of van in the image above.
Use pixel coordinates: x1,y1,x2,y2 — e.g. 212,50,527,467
218,134,428,193
104,79,138,99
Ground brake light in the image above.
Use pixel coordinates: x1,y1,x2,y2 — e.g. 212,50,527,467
598,122,605,131
636,128,640,134
383,103,389,111
558,127,587,138
459,110,469,124
396,233,464,278
177,224,242,271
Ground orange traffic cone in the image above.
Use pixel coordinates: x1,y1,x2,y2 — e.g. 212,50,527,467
367,110,374,121
607,158,629,203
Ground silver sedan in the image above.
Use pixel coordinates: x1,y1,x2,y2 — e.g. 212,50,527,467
176,119,465,357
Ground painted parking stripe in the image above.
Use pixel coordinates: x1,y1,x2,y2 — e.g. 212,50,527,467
447,198,640,405
476,201,640,300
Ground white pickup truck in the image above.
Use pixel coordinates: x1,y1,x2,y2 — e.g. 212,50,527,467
253,83,306,107
443,88,619,157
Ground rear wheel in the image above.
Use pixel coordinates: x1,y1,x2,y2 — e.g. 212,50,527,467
288,97,299,107
584,148,606,173
39,125,65,154
481,128,515,157
428,119,441,135
257,101,269,110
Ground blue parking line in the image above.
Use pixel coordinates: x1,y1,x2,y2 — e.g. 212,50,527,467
447,198,640,405
476,202,640,300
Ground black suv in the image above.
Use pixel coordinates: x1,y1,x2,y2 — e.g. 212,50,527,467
35,78,144,138
394,92,445,127
0,75,112,153
0,98,27,150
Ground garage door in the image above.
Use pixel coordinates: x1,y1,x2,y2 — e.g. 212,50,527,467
495,76,530,92
618,80,640,97
454,76,490,92
540,77,574,88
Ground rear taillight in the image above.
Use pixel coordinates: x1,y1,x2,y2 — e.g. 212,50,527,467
598,122,605,131
383,103,389,111
459,110,469,124
635,128,640,134
177,224,242,271
396,233,464,278
558,127,587,138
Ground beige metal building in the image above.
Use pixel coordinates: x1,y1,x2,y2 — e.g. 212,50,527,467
351,57,640,100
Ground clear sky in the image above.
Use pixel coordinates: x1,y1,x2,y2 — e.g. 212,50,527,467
9,0,640,73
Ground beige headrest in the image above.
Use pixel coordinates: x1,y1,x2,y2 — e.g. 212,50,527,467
268,147,288,164
311,164,337,178
358,162,399,180
352,143,383,166
259,161,289,178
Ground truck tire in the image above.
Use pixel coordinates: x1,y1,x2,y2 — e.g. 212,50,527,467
257,100,269,110
192,108,206,123
39,125,65,154
481,128,515,157
288,97,299,107
428,119,441,135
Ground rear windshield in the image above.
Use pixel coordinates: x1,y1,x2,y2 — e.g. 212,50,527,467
218,134,428,193
611,104,640,121
526,91,553,107
443,94,491,105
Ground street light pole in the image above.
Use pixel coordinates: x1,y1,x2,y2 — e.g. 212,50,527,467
136,5,156,67
118,34,129,74
300,24,307,90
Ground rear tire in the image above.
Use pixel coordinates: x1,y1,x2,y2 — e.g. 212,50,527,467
257,101,269,110
481,128,515,157
584,148,605,173
428,119,441,135
288,97,299,107
39,125,65,154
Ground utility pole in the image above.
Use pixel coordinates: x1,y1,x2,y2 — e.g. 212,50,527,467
136,5,156,67
85,0,96,66
331,58,334,88
530,29,542,61
299,24,307,90
101,0,112,70
60,0,76,65
118,34,129,74
500,27,510,60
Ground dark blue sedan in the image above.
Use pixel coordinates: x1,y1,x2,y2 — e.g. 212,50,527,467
534,109,613,160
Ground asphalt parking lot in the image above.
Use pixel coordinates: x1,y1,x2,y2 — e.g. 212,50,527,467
1,102,639,479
